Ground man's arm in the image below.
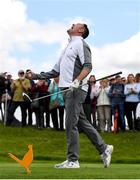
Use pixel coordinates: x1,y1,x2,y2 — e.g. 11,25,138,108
32,58,61,80
32,69,59,80
76,68,91,81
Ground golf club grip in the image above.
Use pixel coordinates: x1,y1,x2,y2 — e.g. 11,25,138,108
96,71,122,82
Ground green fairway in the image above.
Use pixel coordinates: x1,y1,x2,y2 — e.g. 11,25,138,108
0,162,140,179
1,122,140,178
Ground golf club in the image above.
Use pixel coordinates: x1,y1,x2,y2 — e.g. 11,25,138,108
23,71,122,102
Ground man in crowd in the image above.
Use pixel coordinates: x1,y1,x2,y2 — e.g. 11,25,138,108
6,70,30,126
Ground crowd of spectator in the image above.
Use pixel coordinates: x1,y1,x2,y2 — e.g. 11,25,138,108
0,70,140,133
0,70,64,130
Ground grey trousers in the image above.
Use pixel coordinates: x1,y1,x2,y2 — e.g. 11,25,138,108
63,89,107,162
97,105,112,132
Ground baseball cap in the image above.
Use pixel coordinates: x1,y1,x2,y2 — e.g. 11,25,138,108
18,70,25,74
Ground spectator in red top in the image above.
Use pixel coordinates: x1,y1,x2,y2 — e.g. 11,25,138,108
31,79,50,129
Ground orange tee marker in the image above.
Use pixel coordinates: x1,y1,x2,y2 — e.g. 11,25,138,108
8,144,33,174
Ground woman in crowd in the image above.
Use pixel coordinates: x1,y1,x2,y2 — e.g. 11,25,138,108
124,74,140,131
49,77,65,130
96,79,111,132
90,75,98,128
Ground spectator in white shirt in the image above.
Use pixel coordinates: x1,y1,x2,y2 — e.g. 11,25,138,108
96,79,111,132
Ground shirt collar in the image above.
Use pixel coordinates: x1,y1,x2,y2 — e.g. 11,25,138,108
69,36,83,42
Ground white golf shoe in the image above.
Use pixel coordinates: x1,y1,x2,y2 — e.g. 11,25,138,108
101,145,114,168
54,160,80,168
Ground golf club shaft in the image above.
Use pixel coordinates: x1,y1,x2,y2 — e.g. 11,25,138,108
32,71,122,102
95,71,122,82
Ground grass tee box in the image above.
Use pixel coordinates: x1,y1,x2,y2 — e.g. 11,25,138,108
0,123,140,178
1,162,140,179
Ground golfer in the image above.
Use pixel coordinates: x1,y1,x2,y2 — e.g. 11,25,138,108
32,23,113,168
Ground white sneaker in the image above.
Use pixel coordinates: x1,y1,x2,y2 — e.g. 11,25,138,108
101,145,114,168
54,160,80,168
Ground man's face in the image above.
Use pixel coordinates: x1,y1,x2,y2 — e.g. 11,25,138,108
37,80,45,86
67,23,84,36
26,71,32,79
116,77,122,83
7,75,12,79
18,71,25,79
89,76,96,85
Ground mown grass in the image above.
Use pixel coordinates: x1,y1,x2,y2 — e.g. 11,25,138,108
1,162,140,179
0,122,140,178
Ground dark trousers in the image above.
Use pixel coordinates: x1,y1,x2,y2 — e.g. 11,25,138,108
111,102,125,130
49,106,64,130
7,101,27,126
91,103,97,128
58,106,65,130
25,102,32,126
83,103,92,124
45,110,50,128
50,108,59,130
35,106,45,128
125,102,138,130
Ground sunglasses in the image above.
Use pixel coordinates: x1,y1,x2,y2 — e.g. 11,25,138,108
19,72,24,75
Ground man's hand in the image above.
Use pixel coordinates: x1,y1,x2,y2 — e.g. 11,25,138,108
70,79,80,91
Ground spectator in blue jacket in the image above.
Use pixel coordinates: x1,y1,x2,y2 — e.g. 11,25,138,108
108,75,126,131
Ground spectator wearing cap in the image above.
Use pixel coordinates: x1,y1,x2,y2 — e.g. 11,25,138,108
6,70,30,126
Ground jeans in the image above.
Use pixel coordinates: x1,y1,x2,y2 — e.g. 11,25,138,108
111,102,125,130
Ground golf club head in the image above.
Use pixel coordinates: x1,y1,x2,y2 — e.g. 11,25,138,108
23,92,32,102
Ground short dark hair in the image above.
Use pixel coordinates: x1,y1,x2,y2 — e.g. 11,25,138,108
115,75,121,79
82,24,89,39
26,69,31,73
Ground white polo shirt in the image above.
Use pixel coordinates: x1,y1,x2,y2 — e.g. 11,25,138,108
53,36,92,91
